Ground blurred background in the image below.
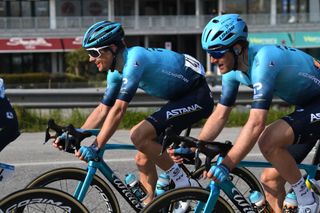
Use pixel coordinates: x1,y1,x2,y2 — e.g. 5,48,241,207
0,0,319,89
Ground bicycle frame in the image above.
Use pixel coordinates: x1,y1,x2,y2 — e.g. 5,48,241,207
69,130,145,212
196,155,319,213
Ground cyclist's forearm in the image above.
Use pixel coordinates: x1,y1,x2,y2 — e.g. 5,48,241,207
95,100,128,149
223,111,266,169
82,103,110,129
198,104,231,141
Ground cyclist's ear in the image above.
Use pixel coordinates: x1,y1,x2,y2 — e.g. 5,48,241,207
233,46,242,55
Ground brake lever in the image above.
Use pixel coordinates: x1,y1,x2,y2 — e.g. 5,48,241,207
160,134,167,156
205,156,213,172
194,149,202,170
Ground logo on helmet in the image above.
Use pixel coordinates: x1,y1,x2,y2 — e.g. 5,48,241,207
219,25,235,41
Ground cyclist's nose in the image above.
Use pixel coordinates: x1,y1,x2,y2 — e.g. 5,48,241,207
89,55,96,62
210,57,219,64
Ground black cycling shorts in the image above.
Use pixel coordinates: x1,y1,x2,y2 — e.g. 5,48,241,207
282,98,320,163
0,97,20,152
146,80,214,140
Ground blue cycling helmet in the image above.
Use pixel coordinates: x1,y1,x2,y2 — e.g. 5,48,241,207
201,14,248,51
82,21,124,49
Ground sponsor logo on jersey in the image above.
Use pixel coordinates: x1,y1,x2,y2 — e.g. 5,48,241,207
253,83,262,96
269,61,275,67
6,112,14,119
314,58,320,70
134,61,139,67
310,113,320,123
161,70,189,83
166,104,203,119
120,78,129,94
298,72,320,86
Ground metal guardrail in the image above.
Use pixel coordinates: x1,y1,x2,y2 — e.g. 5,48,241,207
6,86,284,109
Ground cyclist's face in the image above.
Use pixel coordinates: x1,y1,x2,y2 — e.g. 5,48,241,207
89,45,116,72
210,51,234,74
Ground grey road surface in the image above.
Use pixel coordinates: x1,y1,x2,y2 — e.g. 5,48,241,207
0,127,315,212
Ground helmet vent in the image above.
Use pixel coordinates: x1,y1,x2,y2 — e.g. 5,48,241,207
243,25,248,33
205,29,212,42
222,33,234,41
212,19,219,23
211,30,223,41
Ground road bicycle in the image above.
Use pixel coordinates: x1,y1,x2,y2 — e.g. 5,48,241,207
25,119,264,212
142,127,320,213
0,162,89,213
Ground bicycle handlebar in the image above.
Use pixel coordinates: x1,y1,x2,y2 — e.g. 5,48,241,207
44,119,92,153
161,126,233,171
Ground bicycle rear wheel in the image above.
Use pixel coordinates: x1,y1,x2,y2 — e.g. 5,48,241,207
25,167,120,213
0,187,88,213
142,187,234,213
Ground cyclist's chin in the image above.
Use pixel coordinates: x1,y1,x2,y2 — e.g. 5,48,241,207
219,68,231,74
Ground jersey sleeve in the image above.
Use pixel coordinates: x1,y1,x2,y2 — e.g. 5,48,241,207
219,72,240,107
116,52,145,103
101,71,122,106
250,47,279,109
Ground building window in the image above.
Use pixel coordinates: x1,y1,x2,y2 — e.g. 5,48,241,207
0,53,51,73
35,1,49,17
83,0,108,16
115,0,134,16
0,1,7,17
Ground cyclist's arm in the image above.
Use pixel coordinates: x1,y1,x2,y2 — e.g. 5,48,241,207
82,71,122,129
94,99,128,149
222,108,267,170
198,103,232,141
81,103,111,129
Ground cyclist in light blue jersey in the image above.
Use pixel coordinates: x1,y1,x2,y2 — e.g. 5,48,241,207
53,21,214,204
0,78,20,152
199,14,320,213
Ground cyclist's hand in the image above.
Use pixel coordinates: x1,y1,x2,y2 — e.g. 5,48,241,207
167,147,194,164
207,164,230,183
167,148,184,163
75,144,99,162
202,170,209,180
52,132,70,150
52,128,85,151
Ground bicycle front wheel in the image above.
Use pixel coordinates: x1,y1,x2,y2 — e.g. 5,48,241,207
0,187,89,213
191,163,264,211
142,187,234,213
25,167,120,213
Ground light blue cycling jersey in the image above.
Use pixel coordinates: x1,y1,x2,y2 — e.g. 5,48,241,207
102,46,206,106
220,44,320,109
0,78,5,98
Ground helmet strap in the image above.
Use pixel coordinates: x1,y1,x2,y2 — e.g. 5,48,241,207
109,42,126,72
105,46,118,72
231,50,239,70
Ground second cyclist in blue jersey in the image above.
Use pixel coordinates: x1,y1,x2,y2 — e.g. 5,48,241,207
53,21,214,204
199,14,320,213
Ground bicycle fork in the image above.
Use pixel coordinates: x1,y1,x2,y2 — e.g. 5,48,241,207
196,180,221,213
73,161,98,202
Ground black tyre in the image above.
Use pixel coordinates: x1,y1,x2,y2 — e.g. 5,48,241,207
191,163,264,210
25,167,120,213
0,187,89,213
142,187,234,213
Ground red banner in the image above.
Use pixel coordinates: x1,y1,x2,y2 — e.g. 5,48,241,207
62,37,83,51
0,37,64,53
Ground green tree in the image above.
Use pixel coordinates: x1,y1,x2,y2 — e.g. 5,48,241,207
65,48,90,76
